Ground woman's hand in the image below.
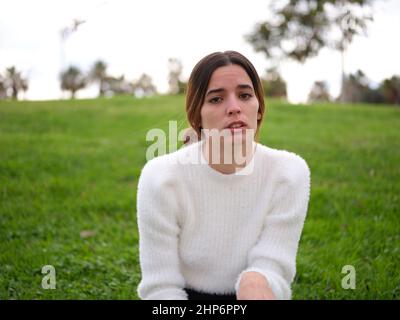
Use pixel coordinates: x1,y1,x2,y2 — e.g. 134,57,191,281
237,271,277,300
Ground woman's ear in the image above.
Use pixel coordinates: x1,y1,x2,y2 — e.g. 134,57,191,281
257,113,261,120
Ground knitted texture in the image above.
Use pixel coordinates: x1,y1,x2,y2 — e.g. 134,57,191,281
136,140,311,300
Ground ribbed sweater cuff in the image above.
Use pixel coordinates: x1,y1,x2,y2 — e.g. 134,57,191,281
142,288,188,300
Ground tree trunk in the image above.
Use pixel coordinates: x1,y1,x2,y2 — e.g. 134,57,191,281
99,79,105,97
12,86,18,100
339,47,346,104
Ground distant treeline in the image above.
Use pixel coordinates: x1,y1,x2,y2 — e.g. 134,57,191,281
1,61,399,106
58,58,188,99
4,0,398,106
258,68,400,105
308,71,400,105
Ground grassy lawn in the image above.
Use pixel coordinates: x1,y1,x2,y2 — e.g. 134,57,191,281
0,95,399,299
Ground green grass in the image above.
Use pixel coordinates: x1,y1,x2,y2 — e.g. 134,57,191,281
0,95,399,299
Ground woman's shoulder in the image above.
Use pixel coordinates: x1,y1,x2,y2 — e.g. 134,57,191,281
256,143,310,184
141,142,195,172
138,144,191,188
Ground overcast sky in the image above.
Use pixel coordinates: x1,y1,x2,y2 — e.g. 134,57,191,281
1,0,400,102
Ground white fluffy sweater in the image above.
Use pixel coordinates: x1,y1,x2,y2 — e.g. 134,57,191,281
136,140,311,300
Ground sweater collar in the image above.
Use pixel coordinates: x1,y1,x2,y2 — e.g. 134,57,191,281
195,139,258,181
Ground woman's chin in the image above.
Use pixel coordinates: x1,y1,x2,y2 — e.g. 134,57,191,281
203,128,254,145
229,128,254,144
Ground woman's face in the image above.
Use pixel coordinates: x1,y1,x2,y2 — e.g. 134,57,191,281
200,64,260,143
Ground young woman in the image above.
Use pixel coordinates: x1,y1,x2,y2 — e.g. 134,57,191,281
136,51,311,300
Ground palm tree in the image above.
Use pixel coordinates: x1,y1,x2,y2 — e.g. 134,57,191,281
5,66,28,100
89,60,107,97
60,66,87,99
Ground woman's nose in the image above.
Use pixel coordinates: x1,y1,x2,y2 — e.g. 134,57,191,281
226,97,241,115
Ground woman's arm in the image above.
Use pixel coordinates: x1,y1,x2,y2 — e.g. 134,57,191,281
136,159,187,300
236,155,311,300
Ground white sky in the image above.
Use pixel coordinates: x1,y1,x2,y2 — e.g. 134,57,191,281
1,0,400,103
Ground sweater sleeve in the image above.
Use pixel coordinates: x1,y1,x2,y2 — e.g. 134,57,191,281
136,158,188,300
235,155,311,300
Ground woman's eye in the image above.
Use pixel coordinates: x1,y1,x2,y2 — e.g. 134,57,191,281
240,93,252,100
209,97,222,104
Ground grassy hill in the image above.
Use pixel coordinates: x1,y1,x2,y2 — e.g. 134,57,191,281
0,95,399,299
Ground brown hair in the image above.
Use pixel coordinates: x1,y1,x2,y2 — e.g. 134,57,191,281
185,51,265,142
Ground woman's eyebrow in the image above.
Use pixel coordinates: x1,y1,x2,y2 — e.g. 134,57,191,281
237,84,254,91
206,84,253,96
206,88,225,96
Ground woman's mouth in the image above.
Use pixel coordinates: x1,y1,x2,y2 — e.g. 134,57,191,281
226,122,247,134
229,126,246,133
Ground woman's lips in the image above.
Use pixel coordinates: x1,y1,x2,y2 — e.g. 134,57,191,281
228,125,247,134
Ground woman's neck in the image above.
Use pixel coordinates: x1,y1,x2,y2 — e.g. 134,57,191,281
202,139,255,175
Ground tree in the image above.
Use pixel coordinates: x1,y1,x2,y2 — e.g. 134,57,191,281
132,73,157,97
4,66,29,100
308,80,331,102
60,66,87,99
336,71,400,105
338,69,385,104
89,60,108,97
168,58,186,95
102,75,134,96
339,70,369,103
379,76,400,105
0,74,7,99
261,67,287,98
246,0,374,101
